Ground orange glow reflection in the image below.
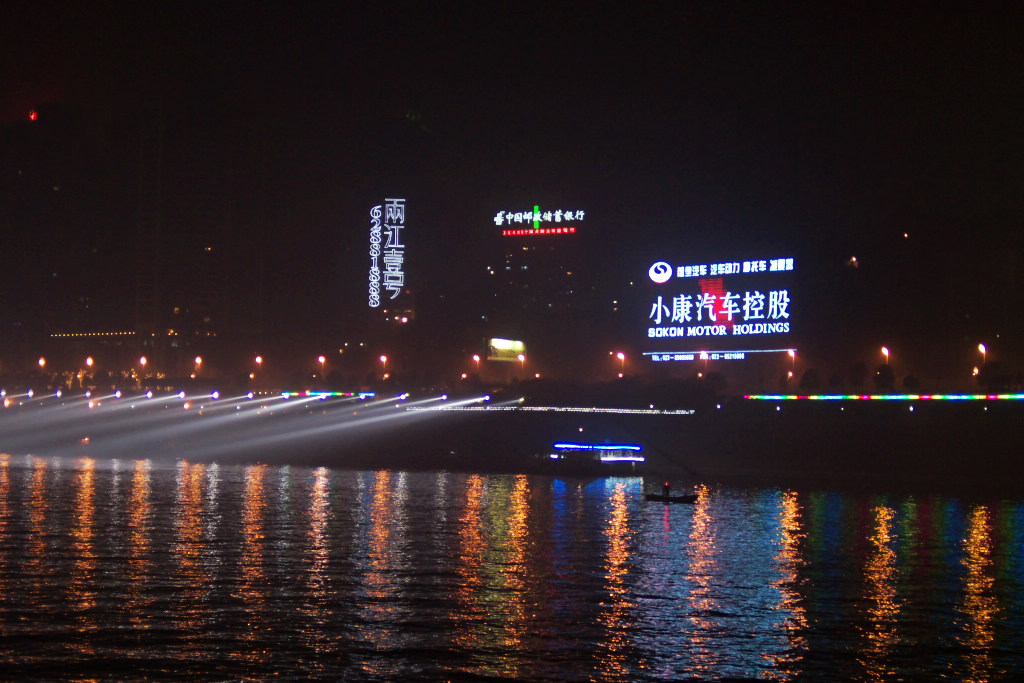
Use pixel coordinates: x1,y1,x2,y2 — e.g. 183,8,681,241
359,470,407,677
684,484,718,675
174,461,210,657
859,504,901,680
502,475,530,655
453,474,532,679
766,490,808,675
365,470,394,599
26,457,52,618
69,458,98,652
453,474,486,657
302,466,332,659
236,463,269,664
596,480,636,679
308,466,330,592
127,459,152,627
0,454,9,636
958,505,998,683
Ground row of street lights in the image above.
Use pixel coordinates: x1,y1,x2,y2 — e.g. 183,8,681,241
30,343,995,386
34,353,393,382
881,343,988,371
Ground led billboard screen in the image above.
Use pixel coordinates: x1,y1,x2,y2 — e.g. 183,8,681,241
642,255,796,363
494,205,584,237
487,338,527,362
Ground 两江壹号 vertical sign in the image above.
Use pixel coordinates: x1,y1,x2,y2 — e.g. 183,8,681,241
369,197,406,307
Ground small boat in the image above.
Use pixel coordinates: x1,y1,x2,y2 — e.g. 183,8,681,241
645,492,697,504
646,481,697,503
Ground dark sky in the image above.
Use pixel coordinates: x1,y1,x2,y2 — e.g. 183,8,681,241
3,1,1022,377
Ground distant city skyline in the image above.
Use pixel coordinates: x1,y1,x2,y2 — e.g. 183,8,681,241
1,3,1021,389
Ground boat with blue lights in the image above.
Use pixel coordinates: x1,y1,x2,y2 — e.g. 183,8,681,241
546,441,646,474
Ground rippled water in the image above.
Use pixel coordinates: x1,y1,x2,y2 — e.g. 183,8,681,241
0,453,1021,680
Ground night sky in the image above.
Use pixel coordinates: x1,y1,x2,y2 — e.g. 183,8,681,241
2,2,1022,383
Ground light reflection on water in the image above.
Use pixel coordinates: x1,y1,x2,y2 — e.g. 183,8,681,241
0,455,1020,680
453,473,486,664
0,454,9,639
959,505,998,682
302,465,331,660
860,502,900,680
684,483,718,676
766,489,808,678
597,480,635,680
237,463,268,664
175,461,209,658
126,459,151,629
69,457,97,653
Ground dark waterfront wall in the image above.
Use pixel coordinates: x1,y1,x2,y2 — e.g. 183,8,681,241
252,400,1024,497
2,397,1022,497
301,400,1024,497
672,400,1024,496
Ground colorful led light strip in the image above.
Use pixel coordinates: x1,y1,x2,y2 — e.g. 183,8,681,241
744,393,1024,401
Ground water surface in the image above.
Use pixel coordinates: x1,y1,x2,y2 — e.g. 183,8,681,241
0,453,1020,680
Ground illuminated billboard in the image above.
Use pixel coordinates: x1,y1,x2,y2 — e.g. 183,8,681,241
368,197,406,308
487,338,526,362
494,205,584,236
642,255,796,363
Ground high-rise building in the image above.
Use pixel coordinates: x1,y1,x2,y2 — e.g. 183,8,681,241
483,206,604,377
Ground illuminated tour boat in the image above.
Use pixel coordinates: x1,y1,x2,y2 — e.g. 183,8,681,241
547,442,646,472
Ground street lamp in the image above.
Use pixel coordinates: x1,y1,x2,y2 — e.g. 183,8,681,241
38,357,46,369
318,355,326,377
379,355,388,378
787,348,795,370
86,356,94,369
616,351,625,377
978,343,987,365
517,353,525,376
472,354,480,370
881,346,889,365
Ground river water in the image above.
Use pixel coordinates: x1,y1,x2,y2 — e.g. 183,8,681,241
0,453,1021,680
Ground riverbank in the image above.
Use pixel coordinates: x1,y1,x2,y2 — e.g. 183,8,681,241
2,394,1021,497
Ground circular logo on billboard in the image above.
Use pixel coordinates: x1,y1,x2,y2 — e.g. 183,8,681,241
648,261,673,284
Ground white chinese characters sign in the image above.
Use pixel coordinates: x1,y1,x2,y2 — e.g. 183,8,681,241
369,198,406,307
